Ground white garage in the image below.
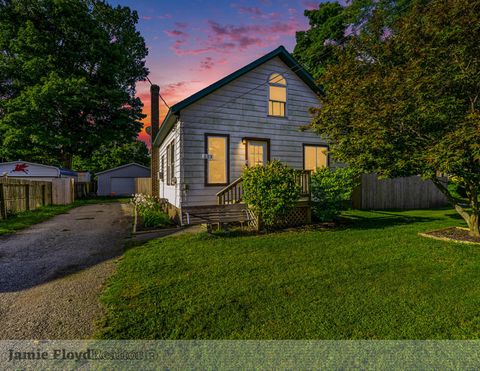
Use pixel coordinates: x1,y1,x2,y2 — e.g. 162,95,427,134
96,163,150,196
0,161,77,181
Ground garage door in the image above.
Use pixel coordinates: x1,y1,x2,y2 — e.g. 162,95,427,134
111,177,135,196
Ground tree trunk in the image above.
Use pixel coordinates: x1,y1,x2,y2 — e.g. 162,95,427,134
431,177,479,238
468,213,480,238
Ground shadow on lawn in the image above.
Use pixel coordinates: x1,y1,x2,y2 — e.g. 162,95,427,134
340,211,442,230
200,209,459,238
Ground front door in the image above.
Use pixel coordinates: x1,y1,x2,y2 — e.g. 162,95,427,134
245,139,270,167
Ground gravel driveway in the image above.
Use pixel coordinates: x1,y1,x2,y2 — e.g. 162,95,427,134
0,202,132,339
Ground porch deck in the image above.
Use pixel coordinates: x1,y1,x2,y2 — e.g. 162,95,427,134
181,170,312,229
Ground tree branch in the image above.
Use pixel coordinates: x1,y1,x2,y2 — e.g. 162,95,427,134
431,176,471,223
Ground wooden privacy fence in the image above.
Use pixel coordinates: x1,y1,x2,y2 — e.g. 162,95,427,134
0,178,52,219
74,181,94,199
52,178,75,205
135,177,152,195
0,178,74,219
352,174,449,210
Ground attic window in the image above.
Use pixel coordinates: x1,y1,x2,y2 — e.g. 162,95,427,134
268,73,286,117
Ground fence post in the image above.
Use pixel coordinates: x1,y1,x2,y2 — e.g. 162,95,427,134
50,182,53,205
25,184,30,210
0,183,6,219
42,184,46,206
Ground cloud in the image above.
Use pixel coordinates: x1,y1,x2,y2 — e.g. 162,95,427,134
167,11,301,56
161,81,188,100
206,19,300,50
164,29,187,37
141,14,172,20
200,57,215,70
301,1,319,10
232,4,281,20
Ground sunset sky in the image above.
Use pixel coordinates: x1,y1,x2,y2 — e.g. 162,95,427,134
109,0,326,145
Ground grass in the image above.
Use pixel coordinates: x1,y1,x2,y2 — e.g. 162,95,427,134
96,208,480,340
0,197,130,235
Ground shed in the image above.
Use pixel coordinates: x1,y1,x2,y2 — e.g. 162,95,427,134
0,161,77,181
96,163,150,196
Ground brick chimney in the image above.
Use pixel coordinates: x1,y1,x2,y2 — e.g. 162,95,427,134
150,84,160,197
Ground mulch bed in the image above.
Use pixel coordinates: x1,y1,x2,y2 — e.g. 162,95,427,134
419,227,480,245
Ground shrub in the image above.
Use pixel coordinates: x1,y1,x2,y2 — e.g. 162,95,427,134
131,194,159,214
311,167,359,221
242,160,301,229
130,193,172,228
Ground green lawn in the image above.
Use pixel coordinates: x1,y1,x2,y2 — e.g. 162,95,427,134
97,208,480,340
0,197,129,235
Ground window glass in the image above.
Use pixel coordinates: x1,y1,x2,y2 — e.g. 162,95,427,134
304,145,328,171
270,73,286,85
269,85,286,102
160,155,165,181
247,141,267,167
268,73,286,117
166,141,175,185
207,136,227,184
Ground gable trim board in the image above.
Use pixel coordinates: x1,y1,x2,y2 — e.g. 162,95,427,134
153,46,321,148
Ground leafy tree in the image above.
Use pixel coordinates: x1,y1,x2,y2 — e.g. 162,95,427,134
72,140,150,173
310,0,480,236
293,0,427,79
0,0,148,168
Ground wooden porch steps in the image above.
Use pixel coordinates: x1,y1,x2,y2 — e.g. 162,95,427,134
181,203,254,227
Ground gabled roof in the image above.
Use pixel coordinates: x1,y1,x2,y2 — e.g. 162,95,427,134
153,45,320,147
95,162,150,176
0,160,76,177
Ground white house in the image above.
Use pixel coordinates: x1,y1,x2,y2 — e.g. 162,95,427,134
151,46,326,224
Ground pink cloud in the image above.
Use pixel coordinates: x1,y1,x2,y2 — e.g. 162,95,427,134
302,1,319,10
157,14,172,20
200,57,215,70
142,14,172,20
164,29,187,37
169,17,301,56
232,4,281,20
206,19,300,49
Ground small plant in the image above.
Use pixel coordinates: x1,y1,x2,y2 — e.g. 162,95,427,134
310,167,359,221
130,194,172,228
142,209,172,228
242,160,301,229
